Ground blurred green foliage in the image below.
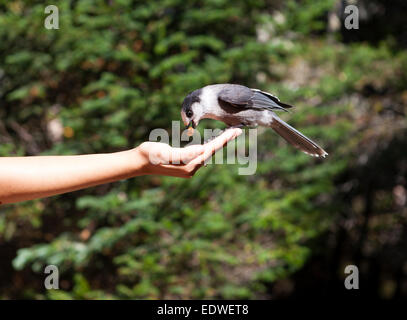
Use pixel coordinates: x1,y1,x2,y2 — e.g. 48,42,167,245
1,0,407,299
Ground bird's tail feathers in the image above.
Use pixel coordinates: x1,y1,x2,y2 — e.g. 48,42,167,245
270,116,328,158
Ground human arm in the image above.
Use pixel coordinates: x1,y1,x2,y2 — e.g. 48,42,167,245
0,128,242,204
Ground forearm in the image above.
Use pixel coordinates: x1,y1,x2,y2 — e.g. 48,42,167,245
0,149,144,204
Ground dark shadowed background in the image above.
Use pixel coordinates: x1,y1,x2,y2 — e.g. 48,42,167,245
1,0,407,299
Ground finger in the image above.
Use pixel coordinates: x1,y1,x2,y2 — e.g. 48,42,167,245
158,128,243,178
203,128,242,157
147,143,204,165
146,143,170,165
168,144,205,164
190,128,242,165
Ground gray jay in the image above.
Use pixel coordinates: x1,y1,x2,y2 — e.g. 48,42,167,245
181,84,327,157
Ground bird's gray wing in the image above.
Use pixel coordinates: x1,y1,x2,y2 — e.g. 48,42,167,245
251,88,294,110
218,85,293,112
217,84,253,106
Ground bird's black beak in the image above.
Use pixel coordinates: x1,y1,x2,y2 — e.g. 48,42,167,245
186,121,196,129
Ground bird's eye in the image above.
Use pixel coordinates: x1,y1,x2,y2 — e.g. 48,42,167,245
186,110,193,118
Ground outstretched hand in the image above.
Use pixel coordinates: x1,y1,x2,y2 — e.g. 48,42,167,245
136,128,243,178
0,128,242,204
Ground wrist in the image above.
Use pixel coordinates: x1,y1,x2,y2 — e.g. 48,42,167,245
127,144,152,176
